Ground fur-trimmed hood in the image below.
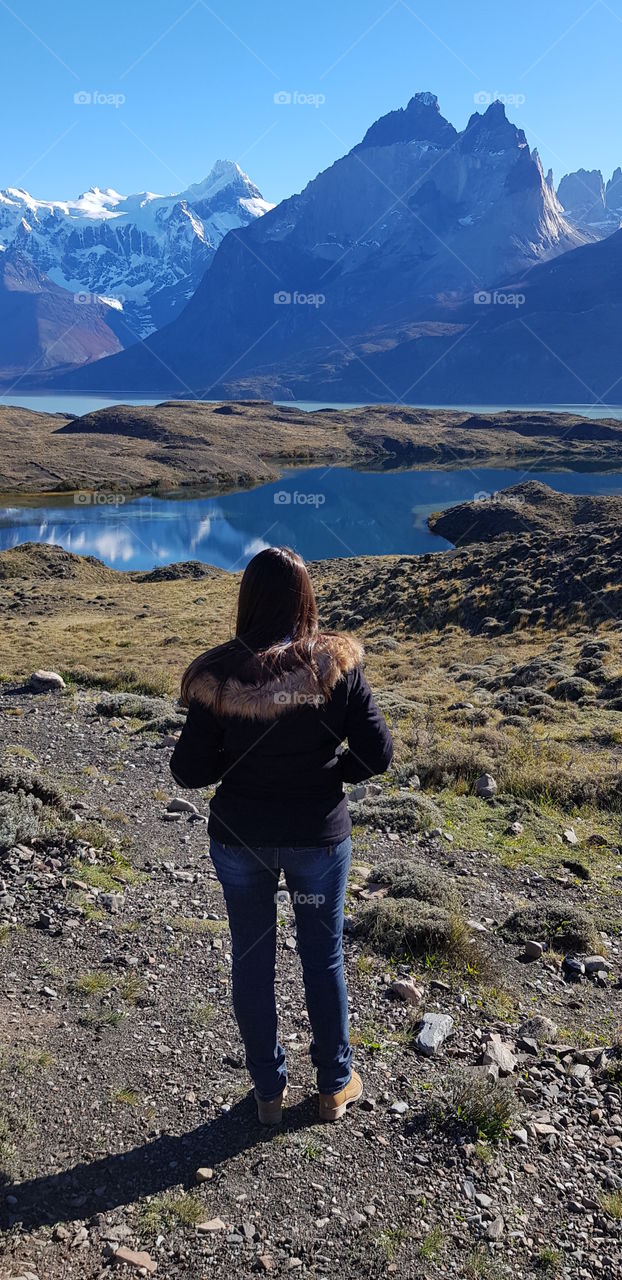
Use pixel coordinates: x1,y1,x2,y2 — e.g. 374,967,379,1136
189,633,363,721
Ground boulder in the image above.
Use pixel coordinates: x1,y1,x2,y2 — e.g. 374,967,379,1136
29,669,66,692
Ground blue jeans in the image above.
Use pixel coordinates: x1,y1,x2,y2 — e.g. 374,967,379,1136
209,836,353,1100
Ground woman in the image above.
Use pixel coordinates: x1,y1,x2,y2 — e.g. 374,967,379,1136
170,547,393,1125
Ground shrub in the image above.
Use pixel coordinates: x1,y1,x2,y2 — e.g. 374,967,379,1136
368,858,460,908
356,897,468,962
0,788,43,852
349,792,441,833
432,1066,517,1142
501,902,598,953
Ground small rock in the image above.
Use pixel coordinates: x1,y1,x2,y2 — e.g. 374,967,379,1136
112,1247,157,1274
390,1101,409,1115
167,798,198,815
196,1167,214,1183
516,1036,539,1056
562,954,585,980
197,1218,228,1232
584,955,608,975
486,1216,504,1241
390,977,424,1006
524,940,544,960
475,773,497,799
414,1012,454,1057
481,1033,517,1077
562,827,579,846
507,821,524,836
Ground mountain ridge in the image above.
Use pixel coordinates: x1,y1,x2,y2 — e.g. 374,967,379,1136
53,92,587,397
0,160,272,342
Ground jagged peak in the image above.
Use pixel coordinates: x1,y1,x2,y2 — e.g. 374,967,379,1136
354,90,457,152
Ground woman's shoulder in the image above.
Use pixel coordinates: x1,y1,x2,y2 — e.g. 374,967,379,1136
315,632,364,687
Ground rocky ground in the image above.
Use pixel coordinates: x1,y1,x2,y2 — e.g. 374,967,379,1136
3,402,622,495
1,513,622,1277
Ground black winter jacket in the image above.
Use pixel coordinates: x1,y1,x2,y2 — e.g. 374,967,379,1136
170,633,393,847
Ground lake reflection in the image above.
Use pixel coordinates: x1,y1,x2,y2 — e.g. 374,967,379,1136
3,466,622,572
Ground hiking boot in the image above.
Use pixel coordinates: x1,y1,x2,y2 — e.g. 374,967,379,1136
254,1086,287,1125
318,1070,363,1122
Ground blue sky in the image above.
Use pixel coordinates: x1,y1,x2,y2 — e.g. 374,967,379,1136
2,0,622,203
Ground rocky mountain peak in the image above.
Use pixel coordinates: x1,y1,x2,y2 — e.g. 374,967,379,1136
461,99,528,155
355,89,457,151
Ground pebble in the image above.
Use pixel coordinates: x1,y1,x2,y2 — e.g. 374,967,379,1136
196,1166,214,1182
562,954,585,980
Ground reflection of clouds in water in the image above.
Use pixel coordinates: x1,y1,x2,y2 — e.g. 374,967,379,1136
190,517,212,550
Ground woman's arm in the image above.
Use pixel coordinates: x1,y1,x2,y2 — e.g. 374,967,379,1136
340,668,393,783
170,699,225,789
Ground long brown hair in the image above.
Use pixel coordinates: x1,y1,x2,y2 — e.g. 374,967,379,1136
181,547,331,707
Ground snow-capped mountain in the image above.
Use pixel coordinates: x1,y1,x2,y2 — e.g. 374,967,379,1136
557,167,622,234
0,161,272,340
59,92,587,396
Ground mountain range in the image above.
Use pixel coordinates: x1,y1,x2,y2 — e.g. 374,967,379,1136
556,166,622,234
55,92,594,399
0,160,271,351
4,93,622,403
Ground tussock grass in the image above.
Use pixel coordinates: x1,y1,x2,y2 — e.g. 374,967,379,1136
368,857,460,907
356,897,471,966
431,1066,517,1143
501,902,599,953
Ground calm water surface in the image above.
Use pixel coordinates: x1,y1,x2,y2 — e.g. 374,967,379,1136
3,466,622,572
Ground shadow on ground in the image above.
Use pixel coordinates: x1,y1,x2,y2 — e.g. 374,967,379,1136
1,1092,319,1232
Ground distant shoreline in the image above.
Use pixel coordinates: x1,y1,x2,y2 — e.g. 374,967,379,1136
2,400,622,498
